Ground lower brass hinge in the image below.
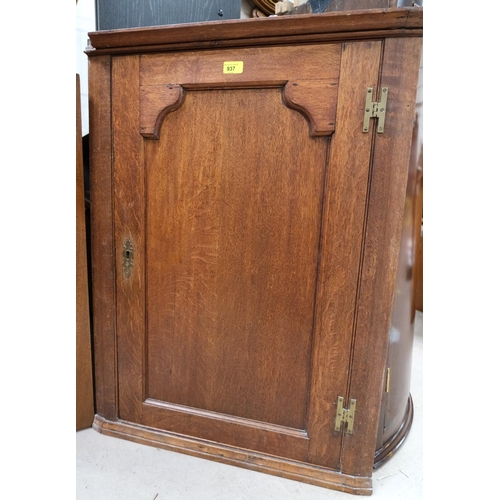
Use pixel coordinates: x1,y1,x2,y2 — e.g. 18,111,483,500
334,396,357,435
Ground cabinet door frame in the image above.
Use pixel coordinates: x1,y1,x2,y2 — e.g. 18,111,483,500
89,33,423,495
110,39,380,466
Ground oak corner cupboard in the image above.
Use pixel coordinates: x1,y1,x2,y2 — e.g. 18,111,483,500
86,7,423,496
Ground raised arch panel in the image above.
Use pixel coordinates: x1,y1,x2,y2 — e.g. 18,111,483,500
138,43,341,139
144,87,330,432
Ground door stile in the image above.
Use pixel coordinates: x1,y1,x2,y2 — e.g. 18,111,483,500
340,37,423,478
302,132,333,442
112,54,146,424
305,40,383,470
340,37,387,467
89,55,117,421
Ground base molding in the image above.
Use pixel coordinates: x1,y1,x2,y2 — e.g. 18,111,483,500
93,414,372,495
373,395,414,469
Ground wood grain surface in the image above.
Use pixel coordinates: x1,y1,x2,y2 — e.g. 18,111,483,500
144,88,327,434
112,55,146,425
305,40,382,469
140,84,186,139
88,7,423,493
340,36,422,478
139,44,341,86
283,80,339,136
76,74,94,430
93,415,373,495
86,8,422,55
109,40,399,468
414,162,423,313
139,44,341,138
88,56,117,420
376,76,421,452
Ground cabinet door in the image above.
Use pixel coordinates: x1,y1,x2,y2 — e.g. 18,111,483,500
112,41,382,469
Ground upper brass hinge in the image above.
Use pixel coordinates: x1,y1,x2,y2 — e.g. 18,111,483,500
363,87,388,134
334,396,357,435
385,367,391,393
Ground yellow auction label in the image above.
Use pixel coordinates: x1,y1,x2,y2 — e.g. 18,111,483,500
223,61,244,74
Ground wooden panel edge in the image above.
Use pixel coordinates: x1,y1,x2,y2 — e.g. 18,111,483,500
140,84,186,139
406,7,424,28
283,80,339,137
86,29,422,57
87,8,422,53
140,45,340,86
112,55,145,423
144,398,309,440
305,39,383,469
89,55,117,420
341,37,423,477
77,73,95,430
92,415,372,495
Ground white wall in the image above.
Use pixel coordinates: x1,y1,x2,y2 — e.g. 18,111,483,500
76,2,257,134
241,0,255,18
76,0,96,136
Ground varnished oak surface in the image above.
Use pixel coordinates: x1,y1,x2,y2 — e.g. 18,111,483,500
142,88,325,460
341,37,422,478
374,396,414,469
306,39,382,470
89,56,117,420
139,44,342,138
86,7,422,55
88,8,423,495
414,175,423,313
111,45,381,464
145,89,326,429
76,74,94,430
93,415,373,495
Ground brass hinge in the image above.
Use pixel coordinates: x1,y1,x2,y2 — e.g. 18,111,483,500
363,87,388,134
385,367,391,393
334,396,357,435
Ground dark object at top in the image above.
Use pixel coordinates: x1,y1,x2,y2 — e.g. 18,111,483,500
95,0,240,30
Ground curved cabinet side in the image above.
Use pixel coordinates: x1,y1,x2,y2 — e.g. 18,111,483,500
374,54,423,467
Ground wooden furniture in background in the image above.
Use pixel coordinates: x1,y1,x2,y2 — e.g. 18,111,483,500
76,74,95,430
275,0,418,15
87,8,422,495
414,164,423,313
413,57,423,314
253,0,279,16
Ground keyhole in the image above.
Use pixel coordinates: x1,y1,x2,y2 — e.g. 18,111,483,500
125,250,130,259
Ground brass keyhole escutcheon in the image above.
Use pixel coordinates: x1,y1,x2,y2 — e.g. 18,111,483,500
123,239,134,278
